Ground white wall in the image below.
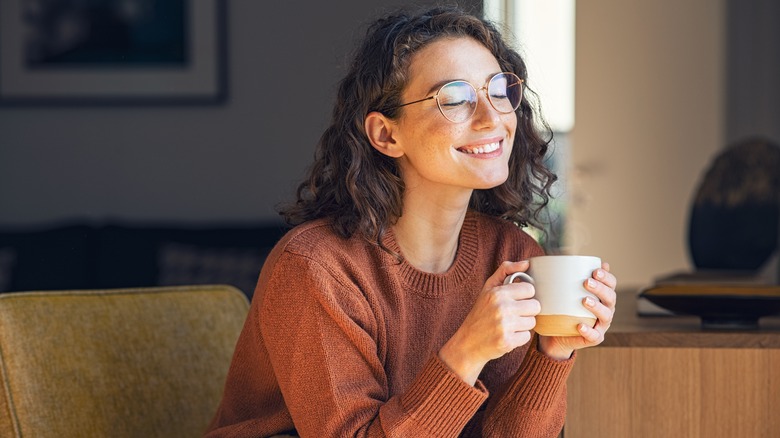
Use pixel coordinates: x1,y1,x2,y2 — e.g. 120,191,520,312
0,0,480,227
567,0,726,288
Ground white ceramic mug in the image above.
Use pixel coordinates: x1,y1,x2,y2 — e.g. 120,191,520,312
504,255,601,336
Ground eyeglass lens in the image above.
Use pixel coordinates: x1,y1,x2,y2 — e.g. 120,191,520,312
437,73,522,123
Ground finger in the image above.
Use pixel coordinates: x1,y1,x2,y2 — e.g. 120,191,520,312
503,282,536,301
577,322,604,344
583,295,614,326
585,277,617,310
592,268,617,293
513,315,538,332
595,263,617,290
485,260,530,289
593,267,617,290
505,330,533,350
513,297,541,316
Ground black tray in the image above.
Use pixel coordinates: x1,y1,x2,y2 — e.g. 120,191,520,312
639,285,780,329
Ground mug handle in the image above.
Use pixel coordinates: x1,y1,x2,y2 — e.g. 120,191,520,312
504,272,534,285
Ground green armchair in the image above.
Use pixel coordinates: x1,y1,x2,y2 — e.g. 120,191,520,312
0,285,249,438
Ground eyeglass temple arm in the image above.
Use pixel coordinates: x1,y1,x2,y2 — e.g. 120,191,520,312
394,95,436,109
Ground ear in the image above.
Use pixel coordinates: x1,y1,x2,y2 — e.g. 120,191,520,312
364,111,404,158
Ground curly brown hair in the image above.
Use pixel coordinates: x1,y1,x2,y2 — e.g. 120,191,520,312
279,6,557,246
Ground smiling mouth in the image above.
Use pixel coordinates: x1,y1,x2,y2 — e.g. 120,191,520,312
457,141,501,155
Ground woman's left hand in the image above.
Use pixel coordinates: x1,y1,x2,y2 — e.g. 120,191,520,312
537,262,617,360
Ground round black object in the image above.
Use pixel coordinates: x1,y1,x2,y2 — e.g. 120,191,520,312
688,138,780,271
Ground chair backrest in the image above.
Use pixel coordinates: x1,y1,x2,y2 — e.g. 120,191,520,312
0,285,249,438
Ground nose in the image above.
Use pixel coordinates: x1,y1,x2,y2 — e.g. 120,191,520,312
470,87,501,129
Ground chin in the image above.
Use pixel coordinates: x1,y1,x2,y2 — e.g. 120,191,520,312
473,176,509,190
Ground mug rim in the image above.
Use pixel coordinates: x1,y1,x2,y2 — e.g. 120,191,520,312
528,254,601,262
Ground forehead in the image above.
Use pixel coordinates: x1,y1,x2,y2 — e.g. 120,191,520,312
405,36,502,90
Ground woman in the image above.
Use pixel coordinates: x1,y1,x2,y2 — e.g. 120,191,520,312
207,6,617,437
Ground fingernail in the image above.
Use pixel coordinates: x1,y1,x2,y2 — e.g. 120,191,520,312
587,278,597,288
584,297,596,307
578,323,587,332
596,270,604,279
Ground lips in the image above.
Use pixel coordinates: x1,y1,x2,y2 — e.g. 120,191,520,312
457,141,501,155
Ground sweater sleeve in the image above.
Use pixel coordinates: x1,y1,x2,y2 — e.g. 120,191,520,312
260,251,487,438
469,335,575,437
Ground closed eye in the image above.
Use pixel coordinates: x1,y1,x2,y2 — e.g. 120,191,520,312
440,99,471,107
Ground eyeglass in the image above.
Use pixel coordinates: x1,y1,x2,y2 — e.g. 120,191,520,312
391,72,524,123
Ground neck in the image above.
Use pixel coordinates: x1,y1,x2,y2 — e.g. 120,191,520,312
392,187,472,273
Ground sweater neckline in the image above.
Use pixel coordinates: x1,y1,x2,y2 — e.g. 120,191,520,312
382,210,480,298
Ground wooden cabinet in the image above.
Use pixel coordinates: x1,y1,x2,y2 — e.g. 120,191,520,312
564,292,780,438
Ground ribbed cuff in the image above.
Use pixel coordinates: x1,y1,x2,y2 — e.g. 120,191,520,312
400,355,488,436
507,335,576,411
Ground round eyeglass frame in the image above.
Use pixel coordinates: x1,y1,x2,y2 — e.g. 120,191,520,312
389,72,524,123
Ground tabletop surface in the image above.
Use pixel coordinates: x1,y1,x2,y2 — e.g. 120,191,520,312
600,290,780,348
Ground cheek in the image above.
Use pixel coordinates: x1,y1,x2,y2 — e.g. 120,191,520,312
506,118,518,152
411,122,465,156
506,114,518,135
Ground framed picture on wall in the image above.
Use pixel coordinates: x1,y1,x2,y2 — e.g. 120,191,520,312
0,0,227,105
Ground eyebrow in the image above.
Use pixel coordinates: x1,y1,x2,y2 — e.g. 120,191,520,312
423,79,456,96
422,72,504,96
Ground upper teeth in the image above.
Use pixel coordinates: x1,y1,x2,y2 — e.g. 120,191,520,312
461,142,500,154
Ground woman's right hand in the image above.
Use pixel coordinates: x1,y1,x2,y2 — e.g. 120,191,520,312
438,260,540,386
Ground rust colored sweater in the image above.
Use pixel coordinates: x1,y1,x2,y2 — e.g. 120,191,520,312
206,211,575,437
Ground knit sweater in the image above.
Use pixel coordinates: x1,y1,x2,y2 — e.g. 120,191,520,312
206,210,575,438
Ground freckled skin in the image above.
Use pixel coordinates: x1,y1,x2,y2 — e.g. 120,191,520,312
391,36,518,196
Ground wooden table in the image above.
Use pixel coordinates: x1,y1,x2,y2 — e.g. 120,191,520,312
564,290,780,438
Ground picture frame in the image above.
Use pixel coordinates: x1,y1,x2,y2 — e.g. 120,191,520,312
0,0,227,105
